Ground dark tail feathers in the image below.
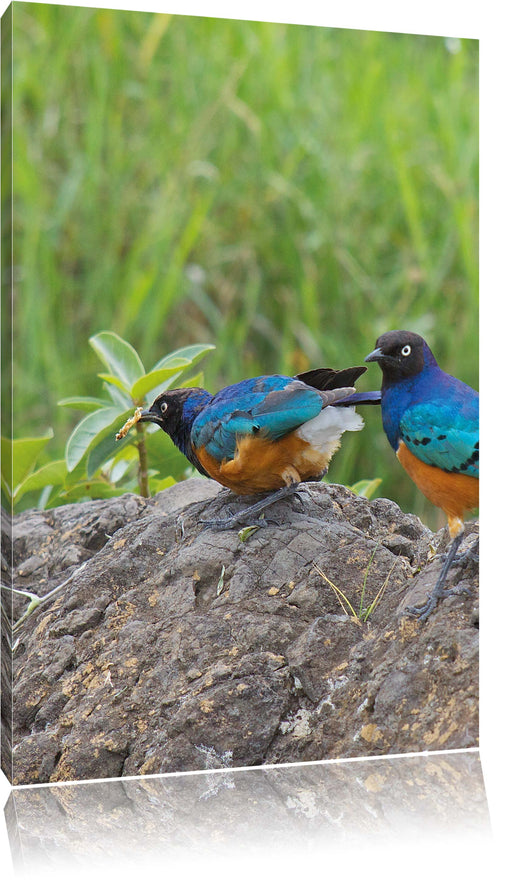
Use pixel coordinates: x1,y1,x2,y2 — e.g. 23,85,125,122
339,389,381,406
296,365,367,390
295,366,381,406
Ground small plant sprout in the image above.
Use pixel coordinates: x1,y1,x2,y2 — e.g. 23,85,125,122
314,546,397,622
5,561,88,636
313,563,358,618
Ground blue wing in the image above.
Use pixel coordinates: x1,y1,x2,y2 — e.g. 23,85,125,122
191,375,323,462
400,398,479,477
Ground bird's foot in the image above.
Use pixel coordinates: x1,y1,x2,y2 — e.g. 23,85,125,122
200,512,269,531
199,484,300,531
406,583,471,621
438,537,479,568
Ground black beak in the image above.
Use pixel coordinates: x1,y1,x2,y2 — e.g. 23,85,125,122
139,408,163,425
364,346,384,363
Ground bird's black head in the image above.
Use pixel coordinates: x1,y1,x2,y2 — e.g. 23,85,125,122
365,330,438,384
140,387,210,443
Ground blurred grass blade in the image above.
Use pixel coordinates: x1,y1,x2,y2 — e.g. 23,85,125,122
348,478,382,499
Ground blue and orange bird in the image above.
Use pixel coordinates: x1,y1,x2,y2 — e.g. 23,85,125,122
139,365,381,528
365,330,479,619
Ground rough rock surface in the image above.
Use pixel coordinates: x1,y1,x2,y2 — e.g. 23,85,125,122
2,478,479,785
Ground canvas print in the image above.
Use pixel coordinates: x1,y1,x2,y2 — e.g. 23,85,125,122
1,2,479,786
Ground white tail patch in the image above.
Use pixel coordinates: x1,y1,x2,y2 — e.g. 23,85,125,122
296,405,364,455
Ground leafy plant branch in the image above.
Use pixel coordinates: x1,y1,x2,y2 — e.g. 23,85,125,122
1,332,214,511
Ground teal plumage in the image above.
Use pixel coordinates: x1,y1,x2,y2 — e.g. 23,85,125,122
366,329,479,620
191,376,332,462
139,366,380,527
398,400,478,478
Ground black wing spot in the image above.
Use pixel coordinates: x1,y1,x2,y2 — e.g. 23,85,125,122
437,434,447,440
456,447,479,473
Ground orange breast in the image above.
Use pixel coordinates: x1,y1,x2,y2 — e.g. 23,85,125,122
397,441,479,537
194,432,333,495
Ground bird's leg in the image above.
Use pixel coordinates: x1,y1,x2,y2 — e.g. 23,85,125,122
406,531,465,620
200,483,301,530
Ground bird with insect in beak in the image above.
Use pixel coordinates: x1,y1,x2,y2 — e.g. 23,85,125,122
137,365,381,529
365,329,478,620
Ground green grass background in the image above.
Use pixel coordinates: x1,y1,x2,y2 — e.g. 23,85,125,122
6,2,478,528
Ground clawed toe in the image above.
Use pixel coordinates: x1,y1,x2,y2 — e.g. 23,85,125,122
291,490,307,510
199,483,301,531
458,539,479,566
406,599,437,621
406,583,471,621
438,537,479,568
199,511,268,531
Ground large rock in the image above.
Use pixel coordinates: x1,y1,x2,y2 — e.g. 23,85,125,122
2,479,479,785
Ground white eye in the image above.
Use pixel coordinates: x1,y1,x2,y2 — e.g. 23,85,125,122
401,345,411,357
160,401,168,414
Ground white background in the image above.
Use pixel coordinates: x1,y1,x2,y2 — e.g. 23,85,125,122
1,1,510,880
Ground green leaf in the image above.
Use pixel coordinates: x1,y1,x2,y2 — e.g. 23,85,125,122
179,371,204,389
348,478,382,500
141,344,213,402
150,475,177,493
58,396,109,412
238,524,262,541
97,373,132,396
1,474,11,503
89,331,145,389
58,480,127,503
144,428,190,479
65,406,127,472
145,368,206,404
86,423,135,479
130,363,189,401
151,343,214,372
104,382,133,408
14,459,68,503
1,431,53,496
109,446,139,483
